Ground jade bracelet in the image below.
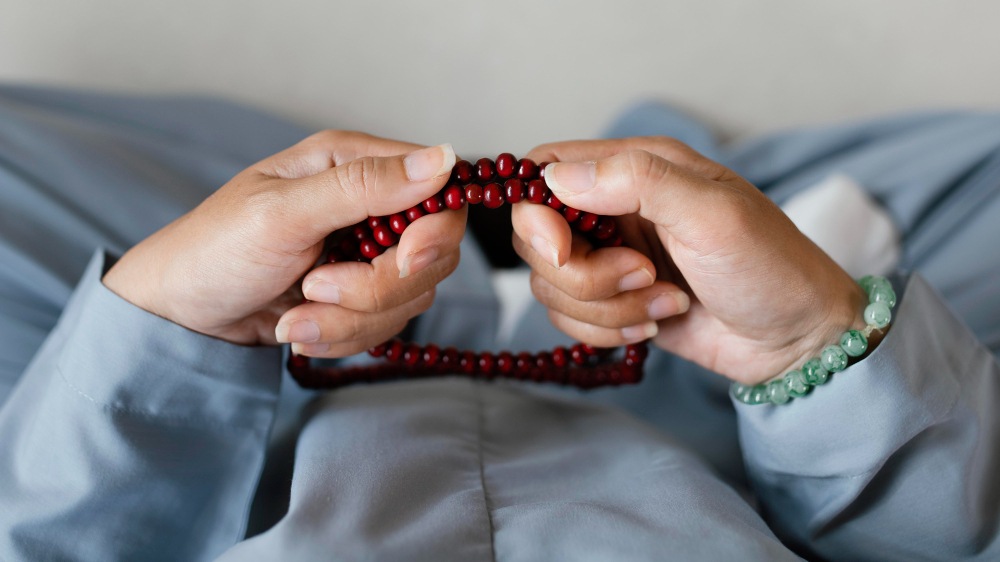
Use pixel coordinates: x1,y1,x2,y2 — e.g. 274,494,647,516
731,275,896,406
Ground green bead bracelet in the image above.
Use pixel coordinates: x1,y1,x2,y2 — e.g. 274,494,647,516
731,275,896,406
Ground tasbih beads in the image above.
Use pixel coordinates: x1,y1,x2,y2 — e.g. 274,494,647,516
287,153,650,390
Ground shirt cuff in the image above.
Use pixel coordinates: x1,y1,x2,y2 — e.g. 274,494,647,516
735,273,972,477
54,249,282,427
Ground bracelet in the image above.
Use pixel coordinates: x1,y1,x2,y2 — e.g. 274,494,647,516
731,275,896,406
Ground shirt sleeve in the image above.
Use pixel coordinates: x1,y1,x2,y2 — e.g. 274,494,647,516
0,250,283,561
736,273,1000,560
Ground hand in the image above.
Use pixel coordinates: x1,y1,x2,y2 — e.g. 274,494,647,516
103,131,465,357
511,137,867,385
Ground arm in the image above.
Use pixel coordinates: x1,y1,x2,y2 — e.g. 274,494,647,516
737,273,1000,560
0,132,464,560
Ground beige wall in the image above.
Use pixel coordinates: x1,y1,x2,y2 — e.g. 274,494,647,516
2,0,998,155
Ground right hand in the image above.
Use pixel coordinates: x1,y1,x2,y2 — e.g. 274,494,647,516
103,131,466,358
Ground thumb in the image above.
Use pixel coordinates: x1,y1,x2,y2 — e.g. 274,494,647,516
543,149,731,234
283,143,456,239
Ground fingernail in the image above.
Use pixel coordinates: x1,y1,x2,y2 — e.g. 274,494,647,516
304,279,341,304
621,321,658,341
291,342,330,355
399,247,439,278
648,291,691,319
619,268,655,292
403,143,456,182
530,235,561,269
546,161,596,194
275,319,320,343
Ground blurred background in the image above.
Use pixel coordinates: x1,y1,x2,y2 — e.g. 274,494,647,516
2,0,998,155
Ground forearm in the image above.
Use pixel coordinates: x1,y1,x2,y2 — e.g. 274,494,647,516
737,273,1000,560
0,251,282,561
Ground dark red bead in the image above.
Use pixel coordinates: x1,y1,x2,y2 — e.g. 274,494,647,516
385,340,404,361
483,183,504,209
353,225,368,240
359,238,383,259
535,352,552,371
563,207,581,223
478,353,495,376
516,352,533,377
594,216,616,240
545,193,564,211
403,344,422,367
440,347,459,371
552,347,568,368
516,158,539,180
405,205,425,223
460,351,477,374
373,225,398,247
368,216,382,230
526,179,548,204
581,344,597,355
537,162,551,179
422,344,440,367
465,184,484,205
453,160,474,183
607,234,624,247
388,213,408,235
577,212,599,232
570,344,587,365
504,179,524,203
422,194,444,213
368,342,388,357
497,351,514,374
444,185,466,210
475,158,495,181
496,153,516,178
289,354,309,368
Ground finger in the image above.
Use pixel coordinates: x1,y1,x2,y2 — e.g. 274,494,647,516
512,231,656,302
543,149,761,241
301,245,459,313
509,202,572,269
527,136,734,183
274,143,457,241
277,289,435,352
531,272,690,329
547,309,659,348
254,130,424,179
395,205,468,278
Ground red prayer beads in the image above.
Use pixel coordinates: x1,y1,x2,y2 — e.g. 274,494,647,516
288,153,646,390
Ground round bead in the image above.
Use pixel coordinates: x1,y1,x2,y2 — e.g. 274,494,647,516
478,353,495,376
359,238,383,259
288,354,309,369
839,329,868,357
373,225,397,247
460,351,477,374
870,285,897,308
594,216,617,240
552,347,568,368
496,153,516,178
516,158,539,180
768,380,791,405
864,302,892,328
465,184,484,205
452,160,474,183
784,370,810,397
422,345,440,367
440,347,459,371
405,205,425,223
483,183,504,209
388,213,408,234
577,213,599,232
526,179,548,204
563,207,581,223
403,344,422,367
516,352,534,376
443,185,466,210
352,225,368,240
820,345,849,373
732,383,753,403
422,194,444,214
570,345,586,365
537,162,551,179
475,158,495,181
859,275,892,297
748,385,770,405
497,351,514,374
802,358,829,385
545,193,563,211
504,179,524,203
368,342,388,357
385,340,404,362
367,216,382,230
